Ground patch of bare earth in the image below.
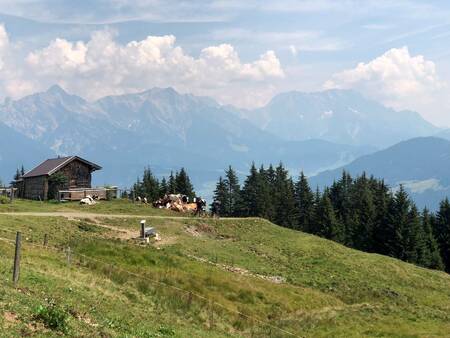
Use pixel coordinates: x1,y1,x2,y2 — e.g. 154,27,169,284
3,311,19,327
188,254,286,284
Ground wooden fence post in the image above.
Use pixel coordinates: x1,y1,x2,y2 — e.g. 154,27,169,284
12,232,21,287
209,299,214,329
66,246,71,266
43,234,48,247
187,291,193,309
140,220,146,239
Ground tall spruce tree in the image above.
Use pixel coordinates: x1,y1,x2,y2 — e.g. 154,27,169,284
240,164,260,217
211,177,228,216
403,205,425,264
421,208,444,270
142,167,160,201
272,163,296,228
350,174,376,251
168,172,176,194
434,198,450,272
329,171,353,245
371,179,391,254
385,186,411,260
224,166,241,216
159,177,169,197
294,172,314,232
175,168,195,199
314,192,341,241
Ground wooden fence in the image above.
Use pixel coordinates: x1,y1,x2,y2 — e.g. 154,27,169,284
57,187,118,201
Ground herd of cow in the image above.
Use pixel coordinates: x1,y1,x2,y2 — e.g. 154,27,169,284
79,193,209,216
151,194,207,216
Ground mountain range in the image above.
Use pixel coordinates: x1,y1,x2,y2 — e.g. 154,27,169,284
310,137,450,210
0,86,373,190
240,89,439,147
0,85,447,207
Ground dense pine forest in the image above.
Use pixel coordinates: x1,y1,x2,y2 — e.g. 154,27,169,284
210,164,450,273
131,164,450,274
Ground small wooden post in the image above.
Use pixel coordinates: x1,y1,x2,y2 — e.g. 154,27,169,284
66,246,71,266
140,220,146,238
209,299,214,329
10,187,14,203
12,232,21,287
187,291,193,309
43,234,48,247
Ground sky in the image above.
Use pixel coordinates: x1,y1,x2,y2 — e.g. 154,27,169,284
0,0,450,126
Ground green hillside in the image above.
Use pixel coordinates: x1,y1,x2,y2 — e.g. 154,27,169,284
1,200,450,337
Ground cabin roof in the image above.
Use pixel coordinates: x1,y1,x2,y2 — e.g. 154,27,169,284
22,156,102,178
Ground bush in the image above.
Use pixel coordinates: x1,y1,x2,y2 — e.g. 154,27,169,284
0,195,10,204
34,301,69,333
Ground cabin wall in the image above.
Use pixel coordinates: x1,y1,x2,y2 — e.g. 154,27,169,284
23,176,48,200
57,159,92,189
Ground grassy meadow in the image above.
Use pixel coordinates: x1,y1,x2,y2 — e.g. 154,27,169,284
0,199,449,337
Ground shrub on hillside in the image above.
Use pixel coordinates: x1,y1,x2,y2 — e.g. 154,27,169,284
0,195,10,204
33,301,69,333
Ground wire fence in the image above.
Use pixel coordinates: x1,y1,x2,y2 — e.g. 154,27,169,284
0,229,299,337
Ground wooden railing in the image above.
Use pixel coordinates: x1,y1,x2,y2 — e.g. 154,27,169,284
58,187,118,201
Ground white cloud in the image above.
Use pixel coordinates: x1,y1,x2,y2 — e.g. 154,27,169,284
324,47,443,112
19,29,284,107
0,25,35,98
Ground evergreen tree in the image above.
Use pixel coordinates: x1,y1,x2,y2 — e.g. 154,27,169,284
240,164,260,217
314,192,341,241
403,205,424,264
168,172,176,194
272,163,296,228
372,180,391,254
329,171,353,245
294,172,314,232
211,177,228,216
159,177,169,197
175,168,195,199
142,167,160,201
13,168,21,181
257,165,275,220
434,198,450,272
224,166,241,216
20,165,25,177
421,208,444,270
385,186,411,260
350,174,376,250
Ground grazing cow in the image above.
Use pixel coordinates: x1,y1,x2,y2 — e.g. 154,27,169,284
195,197,207,216
80,195,96,205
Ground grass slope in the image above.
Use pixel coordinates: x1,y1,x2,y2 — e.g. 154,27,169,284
0,200,450,337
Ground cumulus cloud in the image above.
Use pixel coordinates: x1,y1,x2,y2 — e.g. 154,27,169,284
324,47,443,111
22,30,283,106
0,25,35,98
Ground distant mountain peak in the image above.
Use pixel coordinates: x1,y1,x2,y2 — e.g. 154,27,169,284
46,84,68,96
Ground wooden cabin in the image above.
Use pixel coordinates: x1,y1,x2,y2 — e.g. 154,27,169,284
21,156,102,200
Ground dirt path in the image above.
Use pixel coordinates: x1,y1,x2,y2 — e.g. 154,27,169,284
0,211,252,221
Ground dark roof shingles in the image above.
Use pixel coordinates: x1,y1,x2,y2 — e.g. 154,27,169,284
22,156,101,178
